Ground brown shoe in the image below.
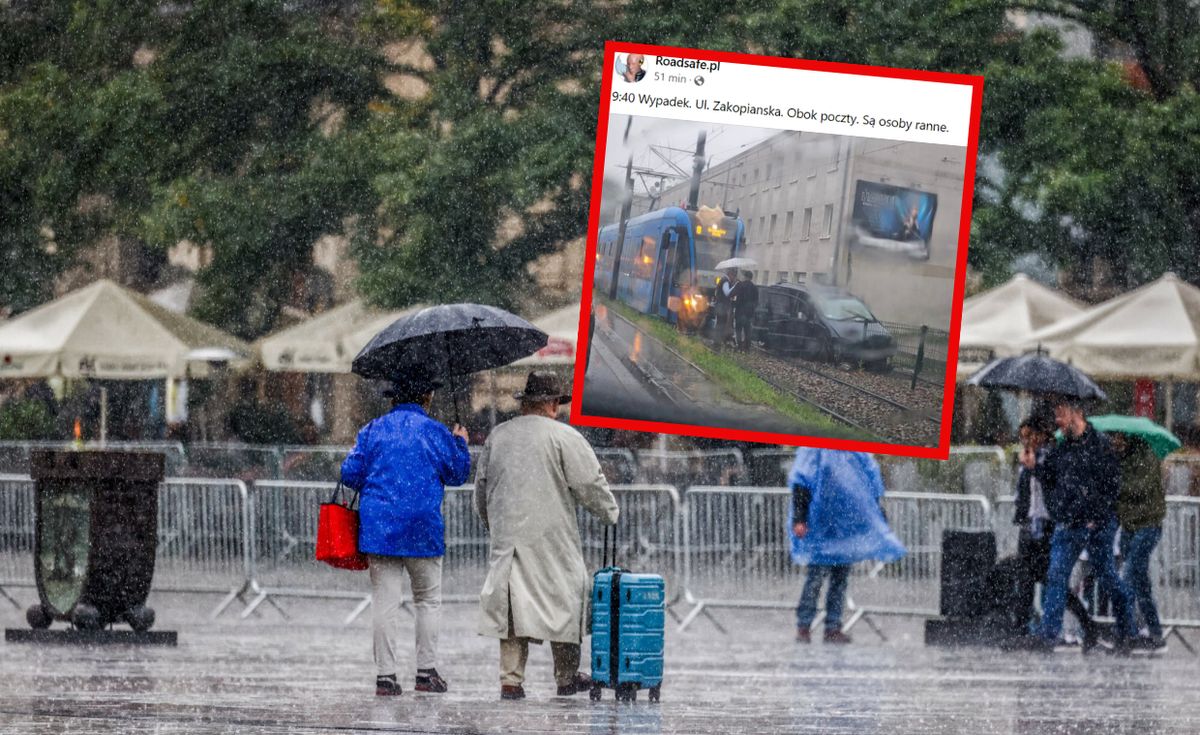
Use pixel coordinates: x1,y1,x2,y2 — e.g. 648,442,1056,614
376,675,402,696
557,672,592,696
796,627,811,643
824,630,852,644
415,668,448,693
501,684,526,700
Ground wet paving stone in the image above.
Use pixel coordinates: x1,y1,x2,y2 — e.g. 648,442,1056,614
1,596,1198,734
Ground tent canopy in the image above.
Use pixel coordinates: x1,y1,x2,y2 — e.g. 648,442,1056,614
1021,272,1200,378
0,279,249,379
257,299,425,373
512,302,581,366
959,273,1083,355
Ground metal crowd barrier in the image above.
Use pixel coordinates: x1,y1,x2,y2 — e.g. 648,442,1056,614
994,494,1200,646
155,478,252,618
241,479,372,621
635,448,746,488
0,474,251,618
678,486,991,634
578,485,683,607
0,474,35,609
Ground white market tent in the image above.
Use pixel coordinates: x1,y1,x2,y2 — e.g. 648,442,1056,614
257,299,424,373
0,279,251,441
1021,272,1200,427
1022,272,1200,376
956,273,1083,379
0,279,249,380
512,302,582,367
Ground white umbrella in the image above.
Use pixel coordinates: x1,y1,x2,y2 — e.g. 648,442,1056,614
715,257,757,271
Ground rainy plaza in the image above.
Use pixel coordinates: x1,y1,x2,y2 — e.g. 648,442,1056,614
7,5,1200,735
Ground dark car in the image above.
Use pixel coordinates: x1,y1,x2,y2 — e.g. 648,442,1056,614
750,283,897,370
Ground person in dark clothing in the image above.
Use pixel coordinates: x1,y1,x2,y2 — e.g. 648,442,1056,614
1113,432,1167,651
1028,397,1138,653
1012,413,1097,643
730,271,759,352
711,268,736,352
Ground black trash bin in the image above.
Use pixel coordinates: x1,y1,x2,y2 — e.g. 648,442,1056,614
26,450,164,633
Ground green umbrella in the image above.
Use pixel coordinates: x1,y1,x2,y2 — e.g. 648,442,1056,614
1087,415,1182,459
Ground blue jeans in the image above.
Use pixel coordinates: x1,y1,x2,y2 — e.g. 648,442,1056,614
1040,519,1137,641
1120,526,1163,638
797,564,850,631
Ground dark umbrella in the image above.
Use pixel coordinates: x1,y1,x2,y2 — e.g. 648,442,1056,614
966,352,1107,401
351,304,549,421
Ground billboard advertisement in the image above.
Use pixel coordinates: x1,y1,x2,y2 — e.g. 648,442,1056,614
851,180,937,260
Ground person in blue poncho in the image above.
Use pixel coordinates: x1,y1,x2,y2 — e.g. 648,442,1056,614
341,376,471,697
789,448,905,643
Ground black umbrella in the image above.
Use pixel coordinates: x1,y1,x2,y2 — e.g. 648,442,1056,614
966,352,1107,401
352,304,548,423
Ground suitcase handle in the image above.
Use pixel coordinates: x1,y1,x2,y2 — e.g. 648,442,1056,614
603,523,618,568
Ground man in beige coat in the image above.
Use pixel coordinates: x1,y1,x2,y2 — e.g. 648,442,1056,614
475,371,619,700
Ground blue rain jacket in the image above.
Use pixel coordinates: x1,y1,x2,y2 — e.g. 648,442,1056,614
341,404,471,557
787,448,906,566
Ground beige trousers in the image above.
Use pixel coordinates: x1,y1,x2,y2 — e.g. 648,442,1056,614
368,554,442,676
499,604,580,687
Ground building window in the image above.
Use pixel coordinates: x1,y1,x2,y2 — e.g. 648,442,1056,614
802,208,812,240
794,271,805,283
784,211,794,240
766,162,773,182
821,204,834,237
778,271,789,283
758,217,766,241
829,142,840,171
753,168,759,182
768,214,777,242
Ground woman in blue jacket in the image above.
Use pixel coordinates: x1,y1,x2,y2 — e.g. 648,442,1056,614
341,377,471,696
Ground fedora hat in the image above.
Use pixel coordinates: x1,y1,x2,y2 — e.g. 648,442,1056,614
513,371,571,404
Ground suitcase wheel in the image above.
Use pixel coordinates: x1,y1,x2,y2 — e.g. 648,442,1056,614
616,683,637,701
648,685,660,703
589,684,602,701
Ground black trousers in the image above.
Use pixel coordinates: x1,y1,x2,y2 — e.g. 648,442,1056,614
1017,524,1096,640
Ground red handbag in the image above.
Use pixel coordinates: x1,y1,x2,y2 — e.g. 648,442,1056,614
316,483,369,571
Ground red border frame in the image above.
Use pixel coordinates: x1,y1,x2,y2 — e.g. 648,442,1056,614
568,41,985,460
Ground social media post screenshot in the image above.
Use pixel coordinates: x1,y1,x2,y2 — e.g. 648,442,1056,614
571,43,984,459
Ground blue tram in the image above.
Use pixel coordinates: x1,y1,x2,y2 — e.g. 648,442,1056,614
594,206,746,330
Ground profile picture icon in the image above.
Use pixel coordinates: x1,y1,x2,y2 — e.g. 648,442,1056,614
616,53,646,83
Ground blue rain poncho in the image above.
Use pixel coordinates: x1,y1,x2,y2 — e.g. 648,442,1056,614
788,448,906,566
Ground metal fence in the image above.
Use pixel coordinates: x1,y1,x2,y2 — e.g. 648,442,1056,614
678,486,992,633
0,474,35,609
4,473,1199,638
155,478,251,617
879,321,949,383
993,494,1200,631
1164,455,1200,497
181,443,283,481
634,448,746,488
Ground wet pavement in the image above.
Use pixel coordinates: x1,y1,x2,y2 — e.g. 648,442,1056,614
2,593,1199,734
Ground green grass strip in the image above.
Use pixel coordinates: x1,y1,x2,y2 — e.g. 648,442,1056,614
601,298,875,441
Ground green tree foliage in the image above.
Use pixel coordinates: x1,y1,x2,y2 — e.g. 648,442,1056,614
974,2,1200,287
352,0,605,310
1,1,385,335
